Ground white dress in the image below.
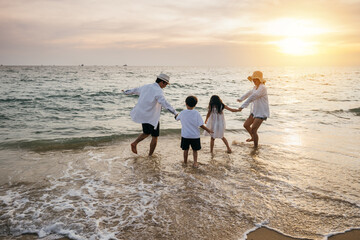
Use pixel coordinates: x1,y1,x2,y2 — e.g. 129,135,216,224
205,107,226,138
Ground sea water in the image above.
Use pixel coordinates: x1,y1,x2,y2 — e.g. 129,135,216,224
0,66,359,239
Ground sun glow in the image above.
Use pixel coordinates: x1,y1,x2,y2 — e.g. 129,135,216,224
264,18,328,56
277,37,317,56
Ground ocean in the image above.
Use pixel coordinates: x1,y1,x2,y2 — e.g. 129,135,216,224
0,65,359,240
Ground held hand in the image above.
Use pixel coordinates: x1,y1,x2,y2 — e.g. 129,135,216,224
238,107,243,112
174,113,179,120
237,99,242,103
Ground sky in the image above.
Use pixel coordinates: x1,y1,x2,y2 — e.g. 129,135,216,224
1,0,360,66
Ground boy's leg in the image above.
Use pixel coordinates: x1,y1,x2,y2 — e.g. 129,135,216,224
149,136,158,156
131,133,149,154
193,150,198,168
250,118,263,148
183,149,189,164
243,115,255,142
210,138,215,153
221,137,232,153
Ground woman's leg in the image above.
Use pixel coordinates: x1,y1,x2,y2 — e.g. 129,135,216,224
243,115,255,142
250,118,263,148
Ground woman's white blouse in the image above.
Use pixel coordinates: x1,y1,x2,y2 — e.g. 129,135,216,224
124,83,178,128
238,84,270,118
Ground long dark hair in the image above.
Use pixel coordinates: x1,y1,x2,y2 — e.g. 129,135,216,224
208,95,224,114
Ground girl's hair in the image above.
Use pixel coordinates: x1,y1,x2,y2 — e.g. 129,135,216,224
208,95,224,114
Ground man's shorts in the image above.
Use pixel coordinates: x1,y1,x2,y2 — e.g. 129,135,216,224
142,123,160,137
181,137,201,151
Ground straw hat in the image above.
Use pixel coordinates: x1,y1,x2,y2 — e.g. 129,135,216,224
157,73,170,84
248,71,266,84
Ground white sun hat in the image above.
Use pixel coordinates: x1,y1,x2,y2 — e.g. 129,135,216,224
157,73,170,84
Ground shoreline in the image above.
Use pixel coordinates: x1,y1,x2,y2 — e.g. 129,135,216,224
3,227,360,240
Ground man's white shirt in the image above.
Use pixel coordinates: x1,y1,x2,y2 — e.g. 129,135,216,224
124,83,178,129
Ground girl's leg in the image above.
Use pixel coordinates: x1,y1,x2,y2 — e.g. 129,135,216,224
250,118,264,148
210,138,215,153
193,150,198,167
243,115,255,142
183,149,189,164
221,137,232,153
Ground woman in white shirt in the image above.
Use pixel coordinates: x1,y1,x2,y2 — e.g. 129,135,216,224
237,71,270,148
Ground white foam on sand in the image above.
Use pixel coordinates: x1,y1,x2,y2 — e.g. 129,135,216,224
239,221,269,240
0,147,167,240
324,228,360,240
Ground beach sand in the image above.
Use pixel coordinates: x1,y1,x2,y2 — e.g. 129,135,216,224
2,228,359,240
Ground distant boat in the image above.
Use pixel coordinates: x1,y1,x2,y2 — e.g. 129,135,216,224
123,64,127,67
80,64,84,66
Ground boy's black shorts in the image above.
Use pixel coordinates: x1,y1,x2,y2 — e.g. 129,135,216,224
142,123,160,137
181,137,201,151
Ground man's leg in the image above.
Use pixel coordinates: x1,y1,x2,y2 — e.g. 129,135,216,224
149,136,158,156
131,133,149,154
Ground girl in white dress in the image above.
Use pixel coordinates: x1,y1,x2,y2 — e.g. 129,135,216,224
205,95,239,153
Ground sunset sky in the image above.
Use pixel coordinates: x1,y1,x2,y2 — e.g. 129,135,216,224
1,0,360,66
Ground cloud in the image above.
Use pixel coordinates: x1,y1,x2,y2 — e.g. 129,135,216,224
0,0,359,65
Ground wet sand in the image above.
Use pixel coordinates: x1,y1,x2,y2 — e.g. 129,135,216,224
245,227,360,240
245,227,311,240
327,229,360,240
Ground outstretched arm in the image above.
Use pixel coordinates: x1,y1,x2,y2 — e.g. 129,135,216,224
205,109,211,124
241,85,266,109
237,89,253,103
224,105,241,112
122,87,141,95
200,125,213,134
155,94,178,116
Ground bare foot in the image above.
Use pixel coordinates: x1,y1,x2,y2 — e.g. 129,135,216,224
193,162,199,168
227,149,232,153
246,138,254,142
131,143,137,154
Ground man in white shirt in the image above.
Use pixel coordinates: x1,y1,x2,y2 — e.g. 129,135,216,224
123,73,178,156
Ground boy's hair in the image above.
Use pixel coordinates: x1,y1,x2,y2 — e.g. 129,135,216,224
185,96,198,108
